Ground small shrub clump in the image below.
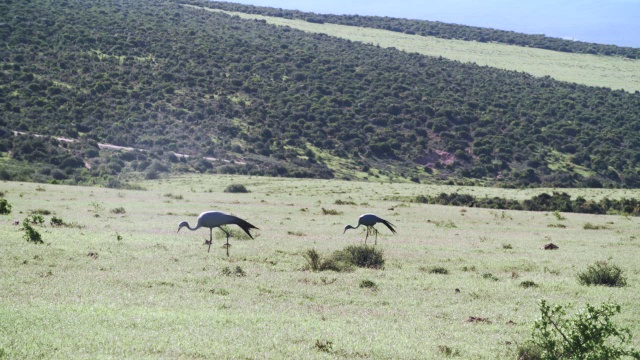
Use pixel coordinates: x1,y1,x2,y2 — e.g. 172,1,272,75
110,207,126,214
50,216,65,227
321,207,342,215
482,273,499,281
303,249,353,272
22,220,43,244
428,267,449,275
314,340,333,353
583,222,609,230
577,261,627,287
302,245,385,272
26,214,45,225
332,245,385,269
29,209,52,215
520,280,539,288
224,184,249,193
359,279,377,289
0,198,12,214
334,199,356,205
221,266,246,277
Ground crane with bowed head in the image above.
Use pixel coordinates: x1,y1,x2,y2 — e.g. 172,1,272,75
343,213,396,245
178,211,258,256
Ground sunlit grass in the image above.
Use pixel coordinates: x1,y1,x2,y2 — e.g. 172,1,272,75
1,175,639,358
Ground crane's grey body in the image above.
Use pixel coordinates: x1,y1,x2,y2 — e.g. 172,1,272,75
343,213,396,245
178,211,258,256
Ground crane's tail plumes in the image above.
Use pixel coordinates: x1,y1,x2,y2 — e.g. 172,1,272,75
380,219,397,234
230,216,258,239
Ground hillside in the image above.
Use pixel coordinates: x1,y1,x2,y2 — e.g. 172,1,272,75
197,1,640,60
1,0,640,188
192,6,640,93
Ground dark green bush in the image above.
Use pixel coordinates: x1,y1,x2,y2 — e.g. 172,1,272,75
428,267,449,275
332,244,385,269
22,220,43,244
482,273,499,281
50,216,64,227
221,266,246,277
303,249,322,272
224,184,249,193
0,199,11,215
520,280,538,288
359,279,377,289
577,262,627,287
26,214,45,225
303,248,353,272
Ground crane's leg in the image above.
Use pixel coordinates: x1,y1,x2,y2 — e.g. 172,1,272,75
208,228,213,253
374,228,378,246
220,227,231,257
364,227,369,245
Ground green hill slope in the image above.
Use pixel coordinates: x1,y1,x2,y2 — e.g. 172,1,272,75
1,0,640,188
189,6,640,93
197,1,640,60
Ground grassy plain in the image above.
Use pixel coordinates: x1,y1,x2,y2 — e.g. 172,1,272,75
1,175,640,359
185,5,640,93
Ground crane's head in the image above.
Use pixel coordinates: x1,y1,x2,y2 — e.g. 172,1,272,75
343,224,355,234
177,221,188,233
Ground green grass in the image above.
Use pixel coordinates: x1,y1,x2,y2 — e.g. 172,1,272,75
186,5,640,93
1,174,639,358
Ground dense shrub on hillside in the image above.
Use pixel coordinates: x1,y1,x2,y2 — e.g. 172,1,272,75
415,192,640,216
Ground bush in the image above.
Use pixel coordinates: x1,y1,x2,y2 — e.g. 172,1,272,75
528,300,640,359
0,198,11,214
224,184,249,193
428,267,449,275
516,342,543,360
332,244,385,269
520,280,538,288
303,248,353,272
577,261,627,287
482,273,499,281
321,207,342,215
50,216,64,227
334,199,356,205
303,249,322,272
583,222,608,230
359,279,377,289
26,214,45,225
22,220,43,244
221,266,246,277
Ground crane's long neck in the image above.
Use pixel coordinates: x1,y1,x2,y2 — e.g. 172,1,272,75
345,223,361,233
184,222,200,231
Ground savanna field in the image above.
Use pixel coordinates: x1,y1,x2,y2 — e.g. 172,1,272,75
1,175,639,359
